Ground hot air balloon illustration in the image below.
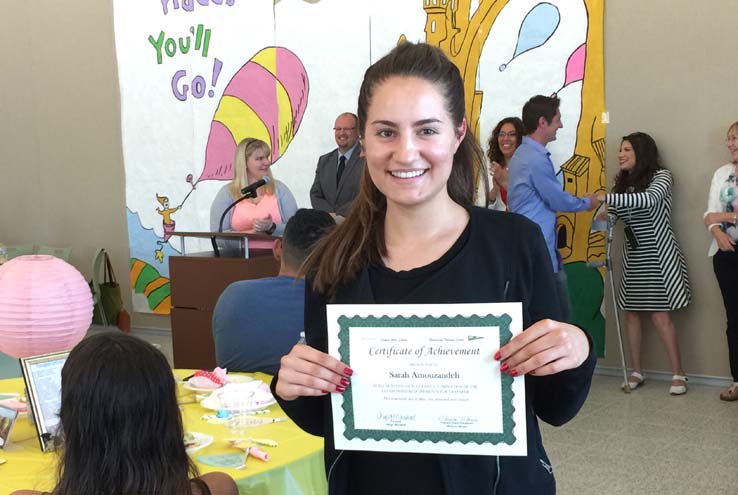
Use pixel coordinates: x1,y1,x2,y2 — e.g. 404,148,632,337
500,2,560,71
197,46,309,183
555,43,586,93
143,46,309,311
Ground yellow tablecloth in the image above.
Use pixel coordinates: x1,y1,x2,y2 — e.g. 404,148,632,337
0,371,327,495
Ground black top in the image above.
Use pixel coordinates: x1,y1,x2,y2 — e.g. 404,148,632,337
348,223,472,495
273,206,597,495
368,219,470,303
41,479,212,495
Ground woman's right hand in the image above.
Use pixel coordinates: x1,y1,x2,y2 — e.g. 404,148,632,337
252,215,273,232
489,161,502,178
275,344,352,401
713,227,736,252
704,212,717,227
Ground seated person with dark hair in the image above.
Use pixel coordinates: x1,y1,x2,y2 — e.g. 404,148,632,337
213,209,336,374
11,332,237,495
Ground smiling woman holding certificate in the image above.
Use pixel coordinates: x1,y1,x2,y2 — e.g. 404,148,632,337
271,42,596,495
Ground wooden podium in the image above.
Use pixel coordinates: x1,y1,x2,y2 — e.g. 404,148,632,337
169,232,279,369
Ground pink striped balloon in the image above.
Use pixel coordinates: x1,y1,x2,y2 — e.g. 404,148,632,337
0,255,93,358
199,46,309,183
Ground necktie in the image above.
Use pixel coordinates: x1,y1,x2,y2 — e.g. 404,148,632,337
336,155,346,187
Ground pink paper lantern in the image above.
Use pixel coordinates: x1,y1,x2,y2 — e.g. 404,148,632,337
0,255,93,358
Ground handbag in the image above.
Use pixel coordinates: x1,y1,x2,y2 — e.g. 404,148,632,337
92,252,124,327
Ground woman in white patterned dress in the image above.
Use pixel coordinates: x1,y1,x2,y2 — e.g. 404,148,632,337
604,132,691,395
702,121,738,401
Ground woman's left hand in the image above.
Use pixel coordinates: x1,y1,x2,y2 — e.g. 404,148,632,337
495,319,590,376
489,161,502,178
489,161,508,189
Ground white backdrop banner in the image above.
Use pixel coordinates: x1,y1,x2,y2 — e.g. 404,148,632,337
114,0,605,358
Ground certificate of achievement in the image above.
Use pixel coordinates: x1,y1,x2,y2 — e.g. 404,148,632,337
326,302,526,456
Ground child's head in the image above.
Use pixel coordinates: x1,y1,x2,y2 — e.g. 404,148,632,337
55,333,194,495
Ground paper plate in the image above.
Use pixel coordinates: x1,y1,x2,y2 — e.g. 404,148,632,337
199,382,276,412
182,374,253,393
184,431,214,454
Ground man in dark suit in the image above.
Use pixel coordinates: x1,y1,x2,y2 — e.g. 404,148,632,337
310,112,363,219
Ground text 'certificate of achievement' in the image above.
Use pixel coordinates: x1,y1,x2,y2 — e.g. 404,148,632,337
326,303,526,456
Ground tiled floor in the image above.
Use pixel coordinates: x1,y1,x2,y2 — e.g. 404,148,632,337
542,375,738,495
130,327,738,494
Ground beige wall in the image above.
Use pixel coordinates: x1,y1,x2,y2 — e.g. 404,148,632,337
1,1,735,375
600,0,738,377
0,0,163,329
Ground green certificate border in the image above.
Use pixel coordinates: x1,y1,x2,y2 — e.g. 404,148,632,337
336,313,516,446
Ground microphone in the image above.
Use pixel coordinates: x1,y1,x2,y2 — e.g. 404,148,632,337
241,176,270,198
211,176,270,257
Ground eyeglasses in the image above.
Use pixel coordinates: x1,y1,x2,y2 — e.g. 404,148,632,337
498,131,517,138
334,127,356,132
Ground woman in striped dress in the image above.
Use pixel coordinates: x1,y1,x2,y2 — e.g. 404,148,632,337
605,132,691,395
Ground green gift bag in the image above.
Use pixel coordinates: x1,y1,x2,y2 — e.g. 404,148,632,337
91,251,123,326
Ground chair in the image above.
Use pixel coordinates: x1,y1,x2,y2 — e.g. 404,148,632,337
0,351,21,379
90,248,109,326
5,244,35,259
37,245,72,262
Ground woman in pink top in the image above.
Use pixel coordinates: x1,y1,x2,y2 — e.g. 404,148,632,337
210,138,298,252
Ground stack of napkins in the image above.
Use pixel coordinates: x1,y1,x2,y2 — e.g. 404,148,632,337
187,367,228,389
0,395,26,413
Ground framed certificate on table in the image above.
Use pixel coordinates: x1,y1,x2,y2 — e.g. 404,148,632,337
20,350,70,452
0,404,18,449
326,303,527,456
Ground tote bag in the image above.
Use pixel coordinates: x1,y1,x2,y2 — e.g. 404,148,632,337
92,253,123,327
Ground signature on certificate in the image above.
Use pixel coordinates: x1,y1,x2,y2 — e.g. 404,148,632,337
437,415,478,428
376,411,417,425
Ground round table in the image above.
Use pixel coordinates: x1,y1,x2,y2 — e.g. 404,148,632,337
0,371,327,495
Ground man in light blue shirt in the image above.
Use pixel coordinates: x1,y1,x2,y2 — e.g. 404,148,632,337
508,95,600,321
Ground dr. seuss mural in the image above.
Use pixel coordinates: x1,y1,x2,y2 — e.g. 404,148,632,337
114,0,606,355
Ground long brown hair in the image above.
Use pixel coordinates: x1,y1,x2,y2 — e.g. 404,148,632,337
53,333,197,495
301,42,485,295
486,116,524,167
612,132,663,194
